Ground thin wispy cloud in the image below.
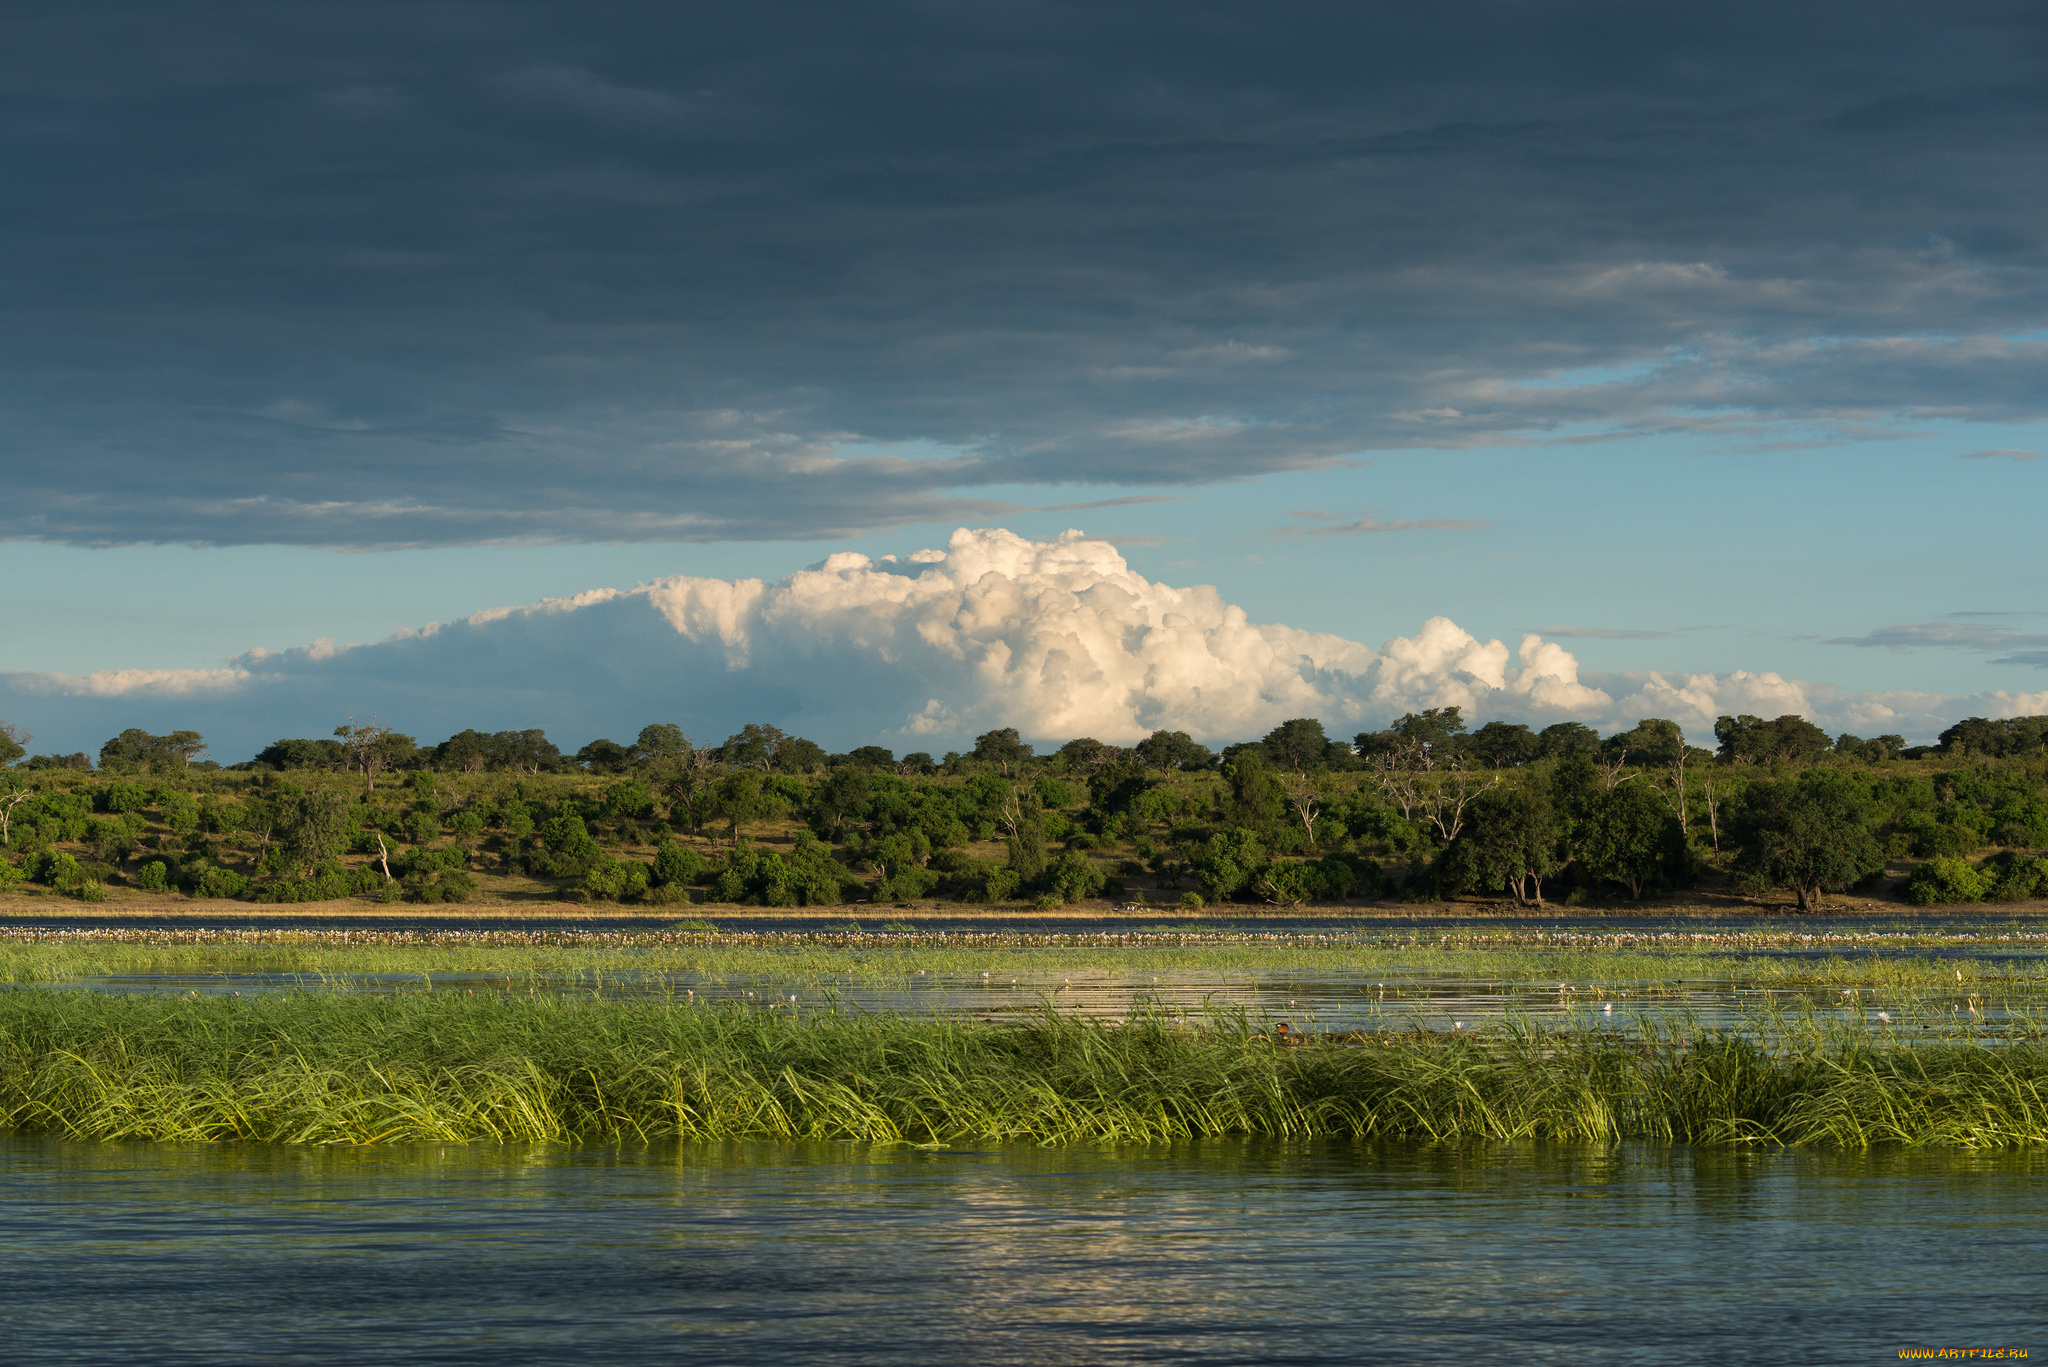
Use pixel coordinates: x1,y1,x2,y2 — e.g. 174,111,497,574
1265,512,1488,539
1961,449,2046,462
1828,620,2048,667
1526,625,1674,640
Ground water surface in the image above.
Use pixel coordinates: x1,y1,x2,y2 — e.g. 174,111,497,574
2,1137,2040,1364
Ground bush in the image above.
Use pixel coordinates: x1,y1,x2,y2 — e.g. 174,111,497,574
27,850,85,890
395,845,466,879
95,781,153,814
645,882,693,907
1178,891,1204,909
709,833,859,906
406,869,478,904
652,840,705,887
1984,850,2048,903
0,858,24,892
76,880,106,903
873,865,941,901
1902,856,1994,905
254,861,380,903
525,814,602,878
1040,851,1107,905
134,860,171,892
194,866,251,900
582,858,652,902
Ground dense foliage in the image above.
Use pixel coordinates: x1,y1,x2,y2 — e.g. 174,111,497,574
2,708,2045,910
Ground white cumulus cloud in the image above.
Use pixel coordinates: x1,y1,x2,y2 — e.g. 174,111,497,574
1,528,2040,760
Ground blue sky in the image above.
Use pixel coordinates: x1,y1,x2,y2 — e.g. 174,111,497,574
3,2,2045,758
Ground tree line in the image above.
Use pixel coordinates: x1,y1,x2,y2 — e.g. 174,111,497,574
2,708,2045,911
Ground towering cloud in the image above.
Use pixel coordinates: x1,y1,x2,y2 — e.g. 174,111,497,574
2,530,2040,760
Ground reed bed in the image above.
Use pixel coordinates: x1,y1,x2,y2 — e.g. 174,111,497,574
2,925,2045,994
2,989,2045,1148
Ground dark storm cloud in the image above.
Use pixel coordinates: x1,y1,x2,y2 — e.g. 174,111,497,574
4,1,2045,546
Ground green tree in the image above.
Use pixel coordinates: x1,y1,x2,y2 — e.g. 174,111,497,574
1135,729,1212,774
258,737,348,770
1731,771,1884,910
779,737,829,774
1576,781,1683,900
1600,719,1684,768
1715,714,1831,765
971,728,1033,777
1000,787,1048,883
1222,750,1285,831
0,721,30,768
1536,722,1600,760
575,738,635,773
1834,732,1906,763
1261,718,1330,774
1442,785,1562,905
709,770,784,845
1467,721,1539,769
810,766,872,837
631,723,692,764
722,723,790,772
274,788,356,878
99,728,205,773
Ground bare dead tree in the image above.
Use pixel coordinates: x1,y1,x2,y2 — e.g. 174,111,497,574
1281,771,1325,850
1419,764,1498,845
1596,748,1638,790
1655,750,1691,841
0,779,34,846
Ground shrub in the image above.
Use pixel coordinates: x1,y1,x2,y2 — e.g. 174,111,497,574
134,860,171,892
406,869,478,904
652,840,705,887
0,858,24,891
76,880,106,903
645,882,692,907
1040,851,1107,905
710,833,858,906
1903,856,1994,905
1984,851,2048,903
526,814,602,878
95,782,153,814
582,858,652,902
194,866,251,900
873,865,941,901
28,850,85,890
1253,858,1320,905
1178,891,1204,909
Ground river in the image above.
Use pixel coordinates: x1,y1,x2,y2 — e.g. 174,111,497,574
3,1136,2039,1364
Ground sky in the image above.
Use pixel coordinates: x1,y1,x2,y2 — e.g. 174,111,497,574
3,2,2045,760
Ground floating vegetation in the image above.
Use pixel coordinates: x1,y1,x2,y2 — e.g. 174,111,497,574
1,989,2045,1148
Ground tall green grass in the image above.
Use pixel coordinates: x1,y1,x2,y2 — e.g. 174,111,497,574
2,990,2044,1148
